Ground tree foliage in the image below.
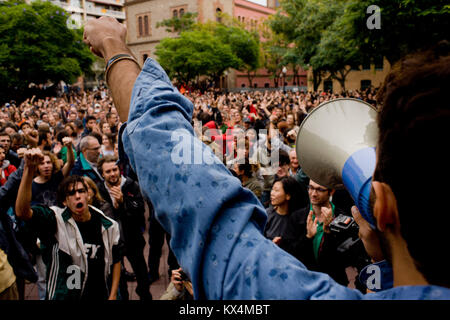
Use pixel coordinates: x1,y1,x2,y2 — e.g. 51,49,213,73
270,0,449,90
259,20,290,87
0,0,94,101
155,28,240,86
341,0,450,65
156,12,198,34
270,0,346,90
155,15,261,87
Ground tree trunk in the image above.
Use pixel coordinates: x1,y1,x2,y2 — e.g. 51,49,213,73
292,67,298,86
273,75,279,88
312,70,322,91
247,71,254,88
331,68,351,93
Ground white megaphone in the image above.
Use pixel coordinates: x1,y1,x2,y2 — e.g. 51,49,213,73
295,98,378,228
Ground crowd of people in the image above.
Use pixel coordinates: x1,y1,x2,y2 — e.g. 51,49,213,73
0,82,379,300
1,15,449,302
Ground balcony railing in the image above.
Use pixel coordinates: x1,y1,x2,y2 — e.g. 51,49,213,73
89,0,124,7
49,1,84,14
86,8,126,20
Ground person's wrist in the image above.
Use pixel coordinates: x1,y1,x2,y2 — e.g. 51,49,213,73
101,37,131,62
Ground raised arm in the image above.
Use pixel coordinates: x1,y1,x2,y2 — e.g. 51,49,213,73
84,17,141,122
15,148,44,221
61,137,75,177
83,17,363,300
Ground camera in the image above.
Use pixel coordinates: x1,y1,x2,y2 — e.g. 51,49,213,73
179,270,189,281
329,214,359,237
329,214,370,269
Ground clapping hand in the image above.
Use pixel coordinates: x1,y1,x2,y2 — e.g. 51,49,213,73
110,185,123,208
321,206,334,233
306,211,318,239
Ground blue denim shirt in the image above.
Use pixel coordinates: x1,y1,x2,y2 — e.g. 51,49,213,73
120,58,450,300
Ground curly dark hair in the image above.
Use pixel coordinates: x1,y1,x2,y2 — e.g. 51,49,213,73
375,41,450,287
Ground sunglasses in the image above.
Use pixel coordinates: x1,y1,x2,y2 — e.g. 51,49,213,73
67,188,87,196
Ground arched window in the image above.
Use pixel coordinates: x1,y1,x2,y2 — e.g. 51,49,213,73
138,16,143,36
173,10,178,18
179,8,185,17
144,15,149,35
143,54,148,63
216,8,222,23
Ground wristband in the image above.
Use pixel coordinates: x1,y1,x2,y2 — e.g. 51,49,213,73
105,54,140,85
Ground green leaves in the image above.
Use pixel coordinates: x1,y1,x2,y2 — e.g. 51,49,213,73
269,0,449,91
156,12,198,34
155,18,261,86
340,0,449,65
0,0,94,101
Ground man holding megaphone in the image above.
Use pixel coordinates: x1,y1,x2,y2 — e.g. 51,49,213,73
83,17,449,300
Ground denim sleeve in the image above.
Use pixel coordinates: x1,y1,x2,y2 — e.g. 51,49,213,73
121,58,364,300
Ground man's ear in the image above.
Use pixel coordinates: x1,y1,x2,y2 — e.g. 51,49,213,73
372,181,399,232
329,189,335,197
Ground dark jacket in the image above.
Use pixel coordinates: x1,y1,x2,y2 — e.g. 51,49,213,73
70,153,103,185
283,205,353,286
97,177,146,247
0,163,23,212
6,150,21,169
0,162,37,282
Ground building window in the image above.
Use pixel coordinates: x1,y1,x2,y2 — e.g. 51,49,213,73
137,13,151,37
144,15,149,36
138,16,143,37
374,56,384,70
362,59,371,70
216,8,222,23
143,54,149,63
361,80,372,91
171,5,187,20
323,80,333,92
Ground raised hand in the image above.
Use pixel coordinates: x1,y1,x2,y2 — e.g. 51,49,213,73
306,210,318,239
321,206,334,233
24,148,44,168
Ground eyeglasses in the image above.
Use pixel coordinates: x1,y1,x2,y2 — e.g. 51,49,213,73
307,185,329,193
67,188,87,196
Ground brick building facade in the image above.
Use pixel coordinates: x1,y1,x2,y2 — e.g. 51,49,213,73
124,0,296,89
123,0,389,92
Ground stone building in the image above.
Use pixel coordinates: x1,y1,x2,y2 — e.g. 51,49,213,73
46,0,125,26
124,0,294,89
123,0,389,92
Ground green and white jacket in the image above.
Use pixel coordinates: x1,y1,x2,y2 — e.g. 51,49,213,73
29,205,121,300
